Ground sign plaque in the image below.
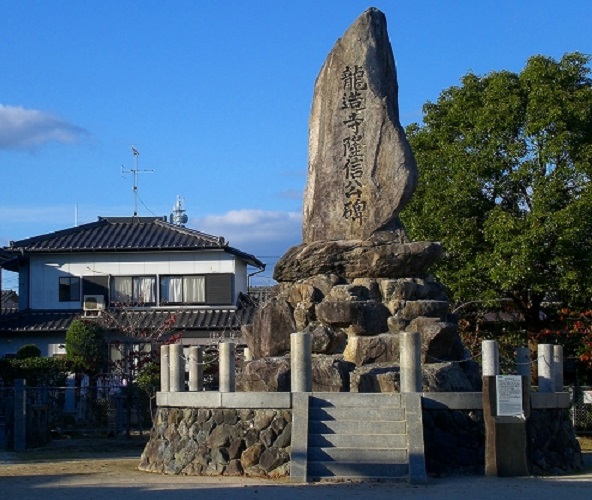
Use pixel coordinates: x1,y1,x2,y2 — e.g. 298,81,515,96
496,375,524,417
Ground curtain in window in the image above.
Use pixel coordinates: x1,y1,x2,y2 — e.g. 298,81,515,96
133,277,155,303
112,277,132,303
184,276,205,303
161,277,183,303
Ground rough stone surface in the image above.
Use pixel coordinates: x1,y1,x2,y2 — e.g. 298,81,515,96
316,300,390,335
422,362,479,392
397,300,449,322
343,332,400,366
141,405,581,477
305,323,347,354
423,409,485,475
303,7,418,243
423,408,583,476
406,317,459,363
349,360,481,393
139,408,292,478
312,355,356,392
350,363,400,392
243,297,295,358
274,239,442,282
236,357,291,392
527,409,582,474
236,355,354,392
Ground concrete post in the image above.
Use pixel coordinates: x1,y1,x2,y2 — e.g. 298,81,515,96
291,332,312,393
537,344,555,393
219,341,235,393
169,343,185,392
244,347,253,362
515,347,531,379
160,344,170,392
64,373,76,412
482,340,500,376
14,379,26,451
188,346,203,392
553,345,564,392
400,331,422,393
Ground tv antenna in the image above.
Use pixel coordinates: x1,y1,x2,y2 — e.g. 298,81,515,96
121,146,154,216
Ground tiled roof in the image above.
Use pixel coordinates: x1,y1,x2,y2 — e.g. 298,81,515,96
0,307,254,335
1,290,18,309
4,216,264,268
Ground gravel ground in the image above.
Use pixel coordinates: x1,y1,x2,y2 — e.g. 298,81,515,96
1,439,591,499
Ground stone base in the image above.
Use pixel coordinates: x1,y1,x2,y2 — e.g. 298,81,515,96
138,407,292,478
274,238,442,281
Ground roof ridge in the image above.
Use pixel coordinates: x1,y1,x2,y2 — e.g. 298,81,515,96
155,219,224,245
9,219,107,248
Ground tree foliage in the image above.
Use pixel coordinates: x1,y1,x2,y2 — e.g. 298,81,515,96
16,344,41,359
65,319,108,376
0,357,71,386
403,52,592,329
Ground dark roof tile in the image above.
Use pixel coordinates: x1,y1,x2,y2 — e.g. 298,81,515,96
0,307,255,335
4,216,264,268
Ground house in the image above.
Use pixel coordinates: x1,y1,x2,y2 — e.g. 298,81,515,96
1,290,18,312
0,216,265,364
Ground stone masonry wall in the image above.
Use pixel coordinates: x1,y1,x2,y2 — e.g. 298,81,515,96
138,407,292,478
139,405,581,478
423,408,582,475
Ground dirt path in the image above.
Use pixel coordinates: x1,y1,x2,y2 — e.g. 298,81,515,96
1,440,592,499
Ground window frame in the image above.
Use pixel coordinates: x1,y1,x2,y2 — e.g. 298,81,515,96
58,276,80,302
159,275,206,305
159,273,233,306
110,275,157,305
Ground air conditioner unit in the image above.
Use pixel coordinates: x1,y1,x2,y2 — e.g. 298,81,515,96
83,295,105,312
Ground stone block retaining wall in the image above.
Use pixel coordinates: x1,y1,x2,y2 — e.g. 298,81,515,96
139,407,292,478
139,392,582,478
423,408,582,475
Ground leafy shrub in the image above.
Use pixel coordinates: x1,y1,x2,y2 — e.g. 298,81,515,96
16,344,42,359
66,319,107,376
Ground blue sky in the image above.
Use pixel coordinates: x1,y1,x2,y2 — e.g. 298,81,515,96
1,1,591,289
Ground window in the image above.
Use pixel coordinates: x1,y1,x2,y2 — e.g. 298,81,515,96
160,275,205,304
59,277,80,302
83,276,109,300
111,276,156,304
160,274,232,305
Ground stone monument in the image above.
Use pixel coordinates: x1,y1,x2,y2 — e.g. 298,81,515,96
239,7,479,393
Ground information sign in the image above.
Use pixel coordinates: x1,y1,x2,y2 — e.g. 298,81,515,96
496,375,524,417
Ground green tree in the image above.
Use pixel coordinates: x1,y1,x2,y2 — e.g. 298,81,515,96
403,52,592,331
16,344,41,359
65,319,108,377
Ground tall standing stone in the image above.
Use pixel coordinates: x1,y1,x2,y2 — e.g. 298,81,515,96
303,7,417,243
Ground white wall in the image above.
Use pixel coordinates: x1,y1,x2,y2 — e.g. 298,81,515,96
27,250,248,309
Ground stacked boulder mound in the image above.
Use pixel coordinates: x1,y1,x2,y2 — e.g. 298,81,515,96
238,8,480,394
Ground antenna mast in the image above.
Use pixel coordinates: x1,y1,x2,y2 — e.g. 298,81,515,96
121,146,154,216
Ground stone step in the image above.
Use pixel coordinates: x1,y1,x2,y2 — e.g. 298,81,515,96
309,432,407,449
309,419,406,435
307,461,409,479
310,406,404,422
310,392,402,408
308,446,407,463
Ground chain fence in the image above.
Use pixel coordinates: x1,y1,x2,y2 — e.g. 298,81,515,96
3,382,592,449
570,386,592,435
0,384,154,450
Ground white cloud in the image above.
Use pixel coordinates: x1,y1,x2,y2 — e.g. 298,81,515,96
190,209,302,258
0,104,87,150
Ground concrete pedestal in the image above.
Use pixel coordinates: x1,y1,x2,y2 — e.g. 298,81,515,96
483,376,530,476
